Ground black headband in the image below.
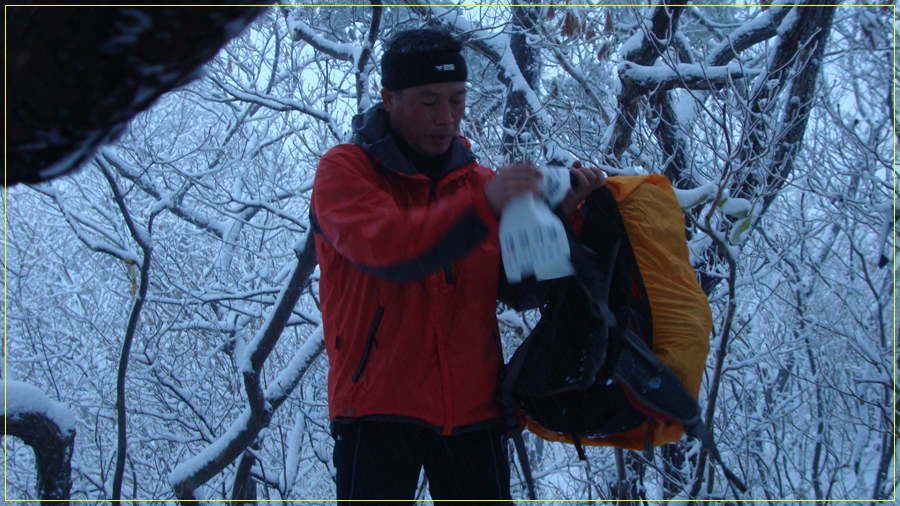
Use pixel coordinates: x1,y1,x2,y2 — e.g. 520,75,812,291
381,49,468,90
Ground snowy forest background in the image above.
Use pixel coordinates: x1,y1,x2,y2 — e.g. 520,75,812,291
4,2,897,503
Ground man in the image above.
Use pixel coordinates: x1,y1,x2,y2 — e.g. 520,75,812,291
310,29,603,502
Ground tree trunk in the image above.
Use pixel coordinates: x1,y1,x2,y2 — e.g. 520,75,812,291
609,2,685,160
502,1,541,162
231,444,259,505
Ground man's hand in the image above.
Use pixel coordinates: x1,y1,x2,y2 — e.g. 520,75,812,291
484,162,543,216
562,161,606,215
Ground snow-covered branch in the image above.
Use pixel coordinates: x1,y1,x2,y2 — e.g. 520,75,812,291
4,381,76,501
707,6,792,66
210,76,342,141
619,61,758,93
170,232,320,501
282,7,361,63
100,150,226,239
169,327,324,501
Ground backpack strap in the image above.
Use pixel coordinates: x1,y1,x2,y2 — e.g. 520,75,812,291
572,434,586,461
509,427,536,500
614,329,748,494
571,434,594,483
499,337,537,500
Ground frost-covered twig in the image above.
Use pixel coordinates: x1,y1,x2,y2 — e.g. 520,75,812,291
100,150,226,239
210,75,342,142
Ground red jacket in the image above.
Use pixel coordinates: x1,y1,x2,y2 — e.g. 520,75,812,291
310,105,504,435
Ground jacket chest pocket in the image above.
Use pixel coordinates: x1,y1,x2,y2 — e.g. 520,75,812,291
352,306,385,384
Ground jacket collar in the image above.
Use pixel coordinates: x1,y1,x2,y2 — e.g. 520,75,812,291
351,103,476,180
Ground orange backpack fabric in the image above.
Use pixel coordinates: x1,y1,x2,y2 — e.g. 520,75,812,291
526,174,712,450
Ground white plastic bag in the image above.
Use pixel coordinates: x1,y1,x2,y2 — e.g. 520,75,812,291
499,187,575,283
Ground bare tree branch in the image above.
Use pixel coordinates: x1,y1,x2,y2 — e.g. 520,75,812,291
170,233,321,502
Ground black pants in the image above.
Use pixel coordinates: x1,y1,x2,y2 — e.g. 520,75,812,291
332,420,512,504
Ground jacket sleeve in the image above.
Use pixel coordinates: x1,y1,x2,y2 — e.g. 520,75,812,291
311,145,499,284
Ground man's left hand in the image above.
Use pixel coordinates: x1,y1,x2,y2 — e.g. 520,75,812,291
561,161,606,215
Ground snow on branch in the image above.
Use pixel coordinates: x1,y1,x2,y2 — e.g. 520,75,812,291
212,77,333,124
619,61,758,93
621,3,686,66
264,326,325,403
211,76,341,141
281,7,361,63
5,381,76,435
239,232,316,378
169,406,256,498
31,184,142,264
100,149,227,239
707,6,792,66
170,232,320,501
674,183,717,210
169,327,324,501
609,4,687,159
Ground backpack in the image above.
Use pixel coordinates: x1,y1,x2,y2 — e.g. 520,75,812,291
499,175,746,499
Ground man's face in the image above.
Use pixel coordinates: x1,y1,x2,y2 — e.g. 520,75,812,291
382,81,466,157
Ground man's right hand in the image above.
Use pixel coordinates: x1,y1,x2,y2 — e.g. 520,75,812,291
484,162,543,216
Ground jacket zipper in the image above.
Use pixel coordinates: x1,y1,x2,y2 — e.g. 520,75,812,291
427,181,455,285
352,306,385,384
428,183,438,204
